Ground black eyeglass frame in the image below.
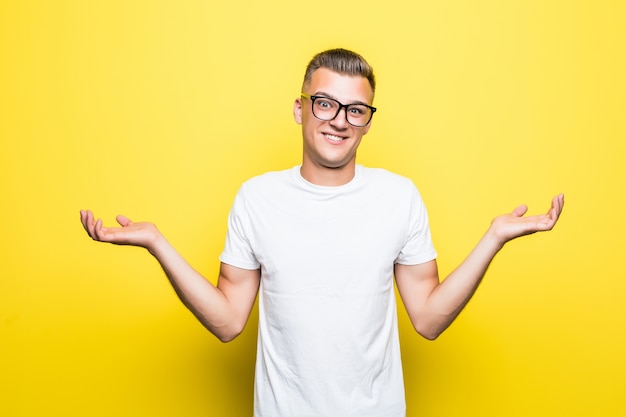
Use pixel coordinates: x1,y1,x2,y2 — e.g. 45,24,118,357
301,93,377,127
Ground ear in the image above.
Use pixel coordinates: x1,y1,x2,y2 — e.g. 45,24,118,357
293,98,303,125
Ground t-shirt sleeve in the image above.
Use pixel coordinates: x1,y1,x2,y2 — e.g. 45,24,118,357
219,186,261,270
395,183,438,265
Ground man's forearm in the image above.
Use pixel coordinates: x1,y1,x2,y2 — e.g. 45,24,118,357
423,229,505,338
148,235,238,341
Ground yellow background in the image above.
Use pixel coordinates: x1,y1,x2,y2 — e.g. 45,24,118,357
1,1,624,416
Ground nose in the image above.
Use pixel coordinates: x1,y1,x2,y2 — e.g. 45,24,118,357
329,106,349,129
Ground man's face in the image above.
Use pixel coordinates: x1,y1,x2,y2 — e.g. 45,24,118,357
294,68,374,174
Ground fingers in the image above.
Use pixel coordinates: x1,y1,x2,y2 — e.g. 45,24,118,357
494,194,564,240
80,210,119,242
511,194,564,224
554,193,565,218
79,210,88,233
80,209,97,239
534,194,564,231
546,193,565,223
93,218,105,240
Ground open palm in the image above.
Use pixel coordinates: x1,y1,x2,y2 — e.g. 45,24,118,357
490,194,564,244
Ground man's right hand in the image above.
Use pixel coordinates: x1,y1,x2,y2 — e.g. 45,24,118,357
80,210,161,252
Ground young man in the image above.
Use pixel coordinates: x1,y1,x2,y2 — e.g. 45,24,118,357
80,49,564,417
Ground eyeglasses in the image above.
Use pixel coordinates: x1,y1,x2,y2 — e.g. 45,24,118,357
301,93,376,127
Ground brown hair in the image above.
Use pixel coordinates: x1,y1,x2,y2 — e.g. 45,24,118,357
302,48,376,94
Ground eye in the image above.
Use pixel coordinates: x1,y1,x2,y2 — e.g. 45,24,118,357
348,105,367,115
316,98,334,109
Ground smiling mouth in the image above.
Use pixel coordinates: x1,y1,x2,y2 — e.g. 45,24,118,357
324,133,346,142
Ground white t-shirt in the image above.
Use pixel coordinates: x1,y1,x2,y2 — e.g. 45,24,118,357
220,165,437,417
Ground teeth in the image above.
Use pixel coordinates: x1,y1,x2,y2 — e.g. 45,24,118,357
325,134,343,142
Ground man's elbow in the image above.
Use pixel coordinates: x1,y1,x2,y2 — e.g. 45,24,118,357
216,331,241,343
414,320,448,341
414,326,440,341
207,320,246,343
418,329,442,341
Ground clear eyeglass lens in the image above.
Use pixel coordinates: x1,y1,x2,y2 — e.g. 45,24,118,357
312,97,371,127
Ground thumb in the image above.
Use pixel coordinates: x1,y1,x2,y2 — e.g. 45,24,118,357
116,215,133,227
512,204,528,218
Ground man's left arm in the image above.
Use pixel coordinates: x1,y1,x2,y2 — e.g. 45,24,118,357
395,194,564,340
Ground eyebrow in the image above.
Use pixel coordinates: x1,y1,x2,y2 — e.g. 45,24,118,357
313,90,371,106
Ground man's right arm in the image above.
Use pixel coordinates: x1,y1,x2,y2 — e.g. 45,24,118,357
80,210,260,342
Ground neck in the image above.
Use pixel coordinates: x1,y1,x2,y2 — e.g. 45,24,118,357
300,161,356,186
